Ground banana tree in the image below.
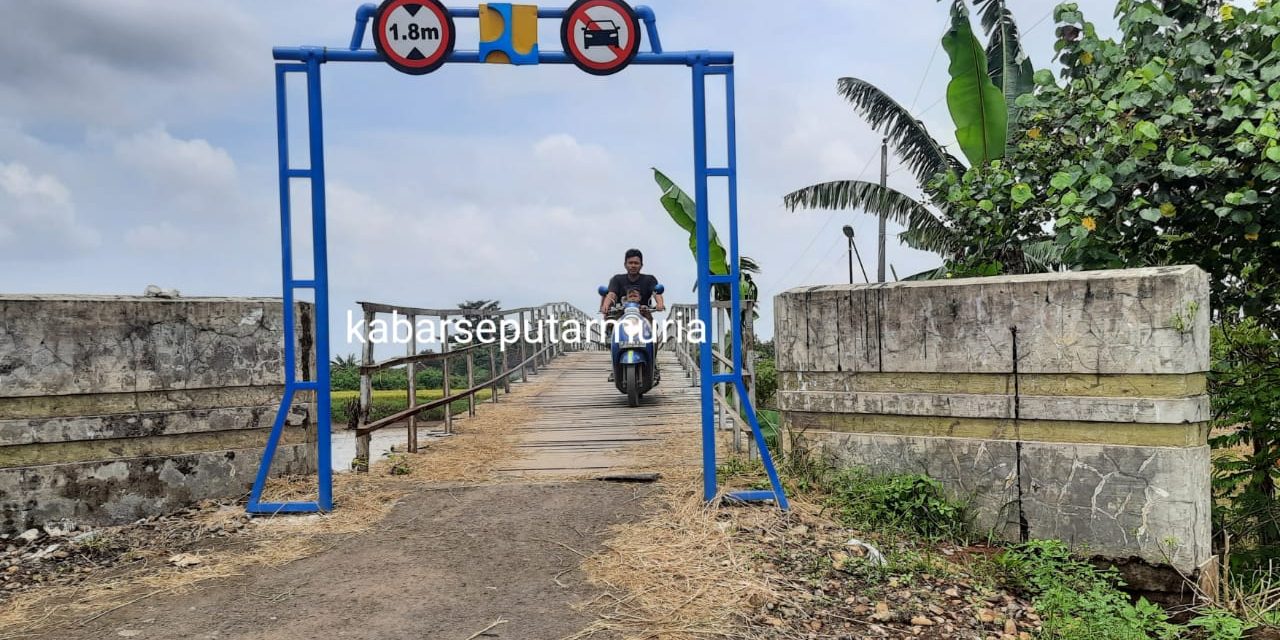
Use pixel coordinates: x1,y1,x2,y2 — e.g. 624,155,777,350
654,168,759,302
784,0,1055,276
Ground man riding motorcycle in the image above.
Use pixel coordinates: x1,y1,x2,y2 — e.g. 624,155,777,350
600,248,665,382
600,248,665,320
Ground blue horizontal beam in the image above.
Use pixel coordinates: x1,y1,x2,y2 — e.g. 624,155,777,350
273,47,732,66
725,490,779,503
451,6,567,18
709,373,736,384
348,4,664,54
290,279,317,288
285,169,311,178
705,168,730,177
246,501,325,514
292,381,320,391
707,274,735,284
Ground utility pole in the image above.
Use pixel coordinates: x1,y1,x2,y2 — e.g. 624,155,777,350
878,137,888,283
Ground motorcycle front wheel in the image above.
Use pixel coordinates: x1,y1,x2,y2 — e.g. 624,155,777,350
625,364,640,407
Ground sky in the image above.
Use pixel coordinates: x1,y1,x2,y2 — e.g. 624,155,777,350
0,0,1127,355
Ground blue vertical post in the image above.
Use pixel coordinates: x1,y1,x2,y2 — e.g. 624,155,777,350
248,64,303,511
692,62,717,502
306,57,334,511
247,60,332,514
725,68,742,376
697,63,790,511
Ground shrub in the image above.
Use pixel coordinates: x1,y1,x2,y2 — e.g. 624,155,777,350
998,540,1182,640
824,468,970,541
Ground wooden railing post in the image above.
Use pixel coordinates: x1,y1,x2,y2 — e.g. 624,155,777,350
441,314,452,435
356,308,375,473
407,313,418,454
519,309,529,378
533,308,543,368
489,346,499,404
554,304,563,357
466,350,476,417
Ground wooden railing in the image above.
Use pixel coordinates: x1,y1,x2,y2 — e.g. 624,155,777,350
667,300,763,459
349,300,594,471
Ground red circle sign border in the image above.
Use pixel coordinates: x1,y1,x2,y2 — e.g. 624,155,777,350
373,0,456,76
560,0,642,76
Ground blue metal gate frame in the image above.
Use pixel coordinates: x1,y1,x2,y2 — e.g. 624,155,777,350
248,3,789,514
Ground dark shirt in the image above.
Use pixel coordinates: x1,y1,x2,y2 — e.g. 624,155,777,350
608,273,659,307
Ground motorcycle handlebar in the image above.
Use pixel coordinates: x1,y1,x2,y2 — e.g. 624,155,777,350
600,305,665,314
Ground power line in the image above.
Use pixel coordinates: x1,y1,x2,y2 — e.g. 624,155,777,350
1025,8,1055,34
765,152,878,291
799,234,847,286
908,11,952,110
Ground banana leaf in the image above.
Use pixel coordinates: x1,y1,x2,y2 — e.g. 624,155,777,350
941,2,1008,166
655,168,729,277
973,0,1034,135
654,168,760,306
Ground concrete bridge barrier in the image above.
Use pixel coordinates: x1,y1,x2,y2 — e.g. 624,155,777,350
0,295,315,533
775,266,1212,585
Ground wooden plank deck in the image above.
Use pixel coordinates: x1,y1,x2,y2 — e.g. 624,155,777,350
497,350,701,477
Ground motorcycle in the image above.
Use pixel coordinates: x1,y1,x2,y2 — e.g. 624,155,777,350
597,284,664,407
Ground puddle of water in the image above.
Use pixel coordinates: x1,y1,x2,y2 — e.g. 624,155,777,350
328,424,444,473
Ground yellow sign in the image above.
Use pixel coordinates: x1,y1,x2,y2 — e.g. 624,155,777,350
479,3,539,64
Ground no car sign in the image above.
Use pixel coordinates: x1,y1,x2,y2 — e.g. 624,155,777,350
560,0,642,76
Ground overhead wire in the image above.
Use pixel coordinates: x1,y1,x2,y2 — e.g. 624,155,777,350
885,5,1057,179
764,152,878,292
767,5,1059,287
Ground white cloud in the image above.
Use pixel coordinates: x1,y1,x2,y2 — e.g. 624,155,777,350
0,162,99,256
0,0,264,127
113,127,238,192
533,134,611,168
124,222,189,250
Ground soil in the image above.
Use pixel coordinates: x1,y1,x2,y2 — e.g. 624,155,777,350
29,481,655,640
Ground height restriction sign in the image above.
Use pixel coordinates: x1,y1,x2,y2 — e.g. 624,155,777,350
373,0,456,75
560,0,641,76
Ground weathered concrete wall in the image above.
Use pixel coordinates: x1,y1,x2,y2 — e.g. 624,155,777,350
0,296,315,532
776,266,1212,580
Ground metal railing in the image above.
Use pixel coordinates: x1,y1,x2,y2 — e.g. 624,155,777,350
349,300,593,471
668,300,762,460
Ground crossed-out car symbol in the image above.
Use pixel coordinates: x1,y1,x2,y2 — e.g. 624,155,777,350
581,19,620,48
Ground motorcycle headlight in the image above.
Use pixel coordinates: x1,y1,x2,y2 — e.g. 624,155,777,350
621,317,644,339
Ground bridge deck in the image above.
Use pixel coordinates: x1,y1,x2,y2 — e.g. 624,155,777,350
497,350,701,477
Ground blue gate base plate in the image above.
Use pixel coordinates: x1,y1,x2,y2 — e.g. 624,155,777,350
246,501,327,515
724,490,779,504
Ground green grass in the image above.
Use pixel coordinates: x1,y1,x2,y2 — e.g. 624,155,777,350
330,388,496,424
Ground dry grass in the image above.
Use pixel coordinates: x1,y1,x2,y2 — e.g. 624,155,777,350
565,408,801,640
0,472,405,640
567,481,780,640
0,371,556,639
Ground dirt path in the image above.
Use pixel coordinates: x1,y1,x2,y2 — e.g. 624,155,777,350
33,481,658,640
12,350,701,640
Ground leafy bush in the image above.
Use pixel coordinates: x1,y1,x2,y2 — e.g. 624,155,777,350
998,540,1182,640
1187,609,1252,640
753,354,777,409
1210,318,1280,571
332,367,360,391
937,1,1280,323
824,468,969,541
